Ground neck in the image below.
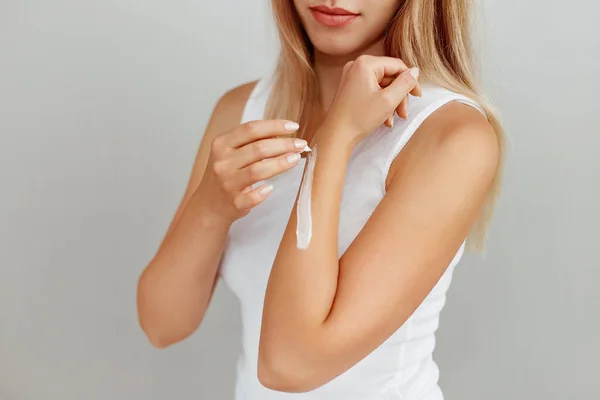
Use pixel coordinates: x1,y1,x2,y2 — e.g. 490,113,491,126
312,38,387,116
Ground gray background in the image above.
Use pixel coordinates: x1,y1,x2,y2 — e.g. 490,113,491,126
1,0,598,399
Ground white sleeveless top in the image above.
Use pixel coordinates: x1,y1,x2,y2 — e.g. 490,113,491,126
218,76,485,400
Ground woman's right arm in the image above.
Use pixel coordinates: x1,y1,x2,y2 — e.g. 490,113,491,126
136,81,307,349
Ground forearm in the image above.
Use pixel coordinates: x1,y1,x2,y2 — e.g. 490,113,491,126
262,124,352,357
137,190,230,348
258,57,430,392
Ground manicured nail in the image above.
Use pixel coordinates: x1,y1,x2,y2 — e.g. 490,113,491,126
302,145,312,152
287,153,301,164
408,67,420,80
285,122,300,132
259,184,273,196
294,139,307,149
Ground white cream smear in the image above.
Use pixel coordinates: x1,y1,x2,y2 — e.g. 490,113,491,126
296,144,316,249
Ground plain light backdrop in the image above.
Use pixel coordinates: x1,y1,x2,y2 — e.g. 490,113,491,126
1,1,598,399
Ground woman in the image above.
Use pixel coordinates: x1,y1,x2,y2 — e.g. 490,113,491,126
137,0,503,399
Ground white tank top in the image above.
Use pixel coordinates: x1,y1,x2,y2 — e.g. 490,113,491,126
218,76,485,400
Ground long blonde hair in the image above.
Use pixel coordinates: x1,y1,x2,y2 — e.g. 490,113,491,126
266,0,504,251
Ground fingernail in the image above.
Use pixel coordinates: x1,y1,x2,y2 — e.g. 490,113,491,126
408,67,420,80
285,122,300,132
294,139,307,149
287,153,301,164
390,116,394,128
259,184,273,196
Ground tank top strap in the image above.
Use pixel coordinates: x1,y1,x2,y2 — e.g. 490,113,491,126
240,76,275,124
376,85,486,191
240,76,485,193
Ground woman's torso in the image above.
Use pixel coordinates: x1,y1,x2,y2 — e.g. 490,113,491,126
218,76,484,400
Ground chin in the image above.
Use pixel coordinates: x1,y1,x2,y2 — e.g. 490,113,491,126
309,34,366,57
292,0,399,59
301,18,388,58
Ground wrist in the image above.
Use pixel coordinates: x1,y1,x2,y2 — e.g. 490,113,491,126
190,190,234,231
316,115,361,154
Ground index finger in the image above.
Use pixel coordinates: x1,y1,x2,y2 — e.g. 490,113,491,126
380,73,422,97
358,55,408,84
224,119,300,148
381,68,420,109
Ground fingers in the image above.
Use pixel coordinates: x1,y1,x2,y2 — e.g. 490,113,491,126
410,82,422,97
380,71,421,98
354,55,408,83
397,95,409,120
378,65,420,125
381,67,420,112
380,75,395,88
222,119,300,148
384,115,394,128
232,183,274,211
234,137,307,169
384,92,411,128
232,152,302,190
353,55,422,98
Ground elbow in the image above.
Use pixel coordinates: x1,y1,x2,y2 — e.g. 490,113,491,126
138,316,193,350
146,333,169,349
257,344,320,393
137,296,170,349
139,313,195,349
141,325,172,349
138,305,199,349
138,315,174,349
137,297,187,350
257,360,313,393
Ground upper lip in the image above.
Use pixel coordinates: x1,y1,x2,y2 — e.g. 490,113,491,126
309,5,359,15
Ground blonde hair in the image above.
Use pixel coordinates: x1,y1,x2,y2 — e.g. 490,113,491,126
266,0,504,251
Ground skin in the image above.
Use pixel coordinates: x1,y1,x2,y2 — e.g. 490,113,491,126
136,83,307,347
137,0,499,393
257,0,499,392
295,0,409,129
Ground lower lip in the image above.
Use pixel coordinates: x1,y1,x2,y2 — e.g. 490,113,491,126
309,9,359,27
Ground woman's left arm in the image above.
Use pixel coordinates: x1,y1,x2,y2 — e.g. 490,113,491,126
258,56,500,392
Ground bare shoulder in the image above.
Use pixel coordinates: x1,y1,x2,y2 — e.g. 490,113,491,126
175,80,258,201
387,101,500,187
424,101,499,167
207,80,259,136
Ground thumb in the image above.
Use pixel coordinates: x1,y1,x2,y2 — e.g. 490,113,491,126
381,67,419,107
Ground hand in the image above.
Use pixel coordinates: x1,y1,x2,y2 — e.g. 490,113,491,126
324,55,421,147
198,120,307,223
